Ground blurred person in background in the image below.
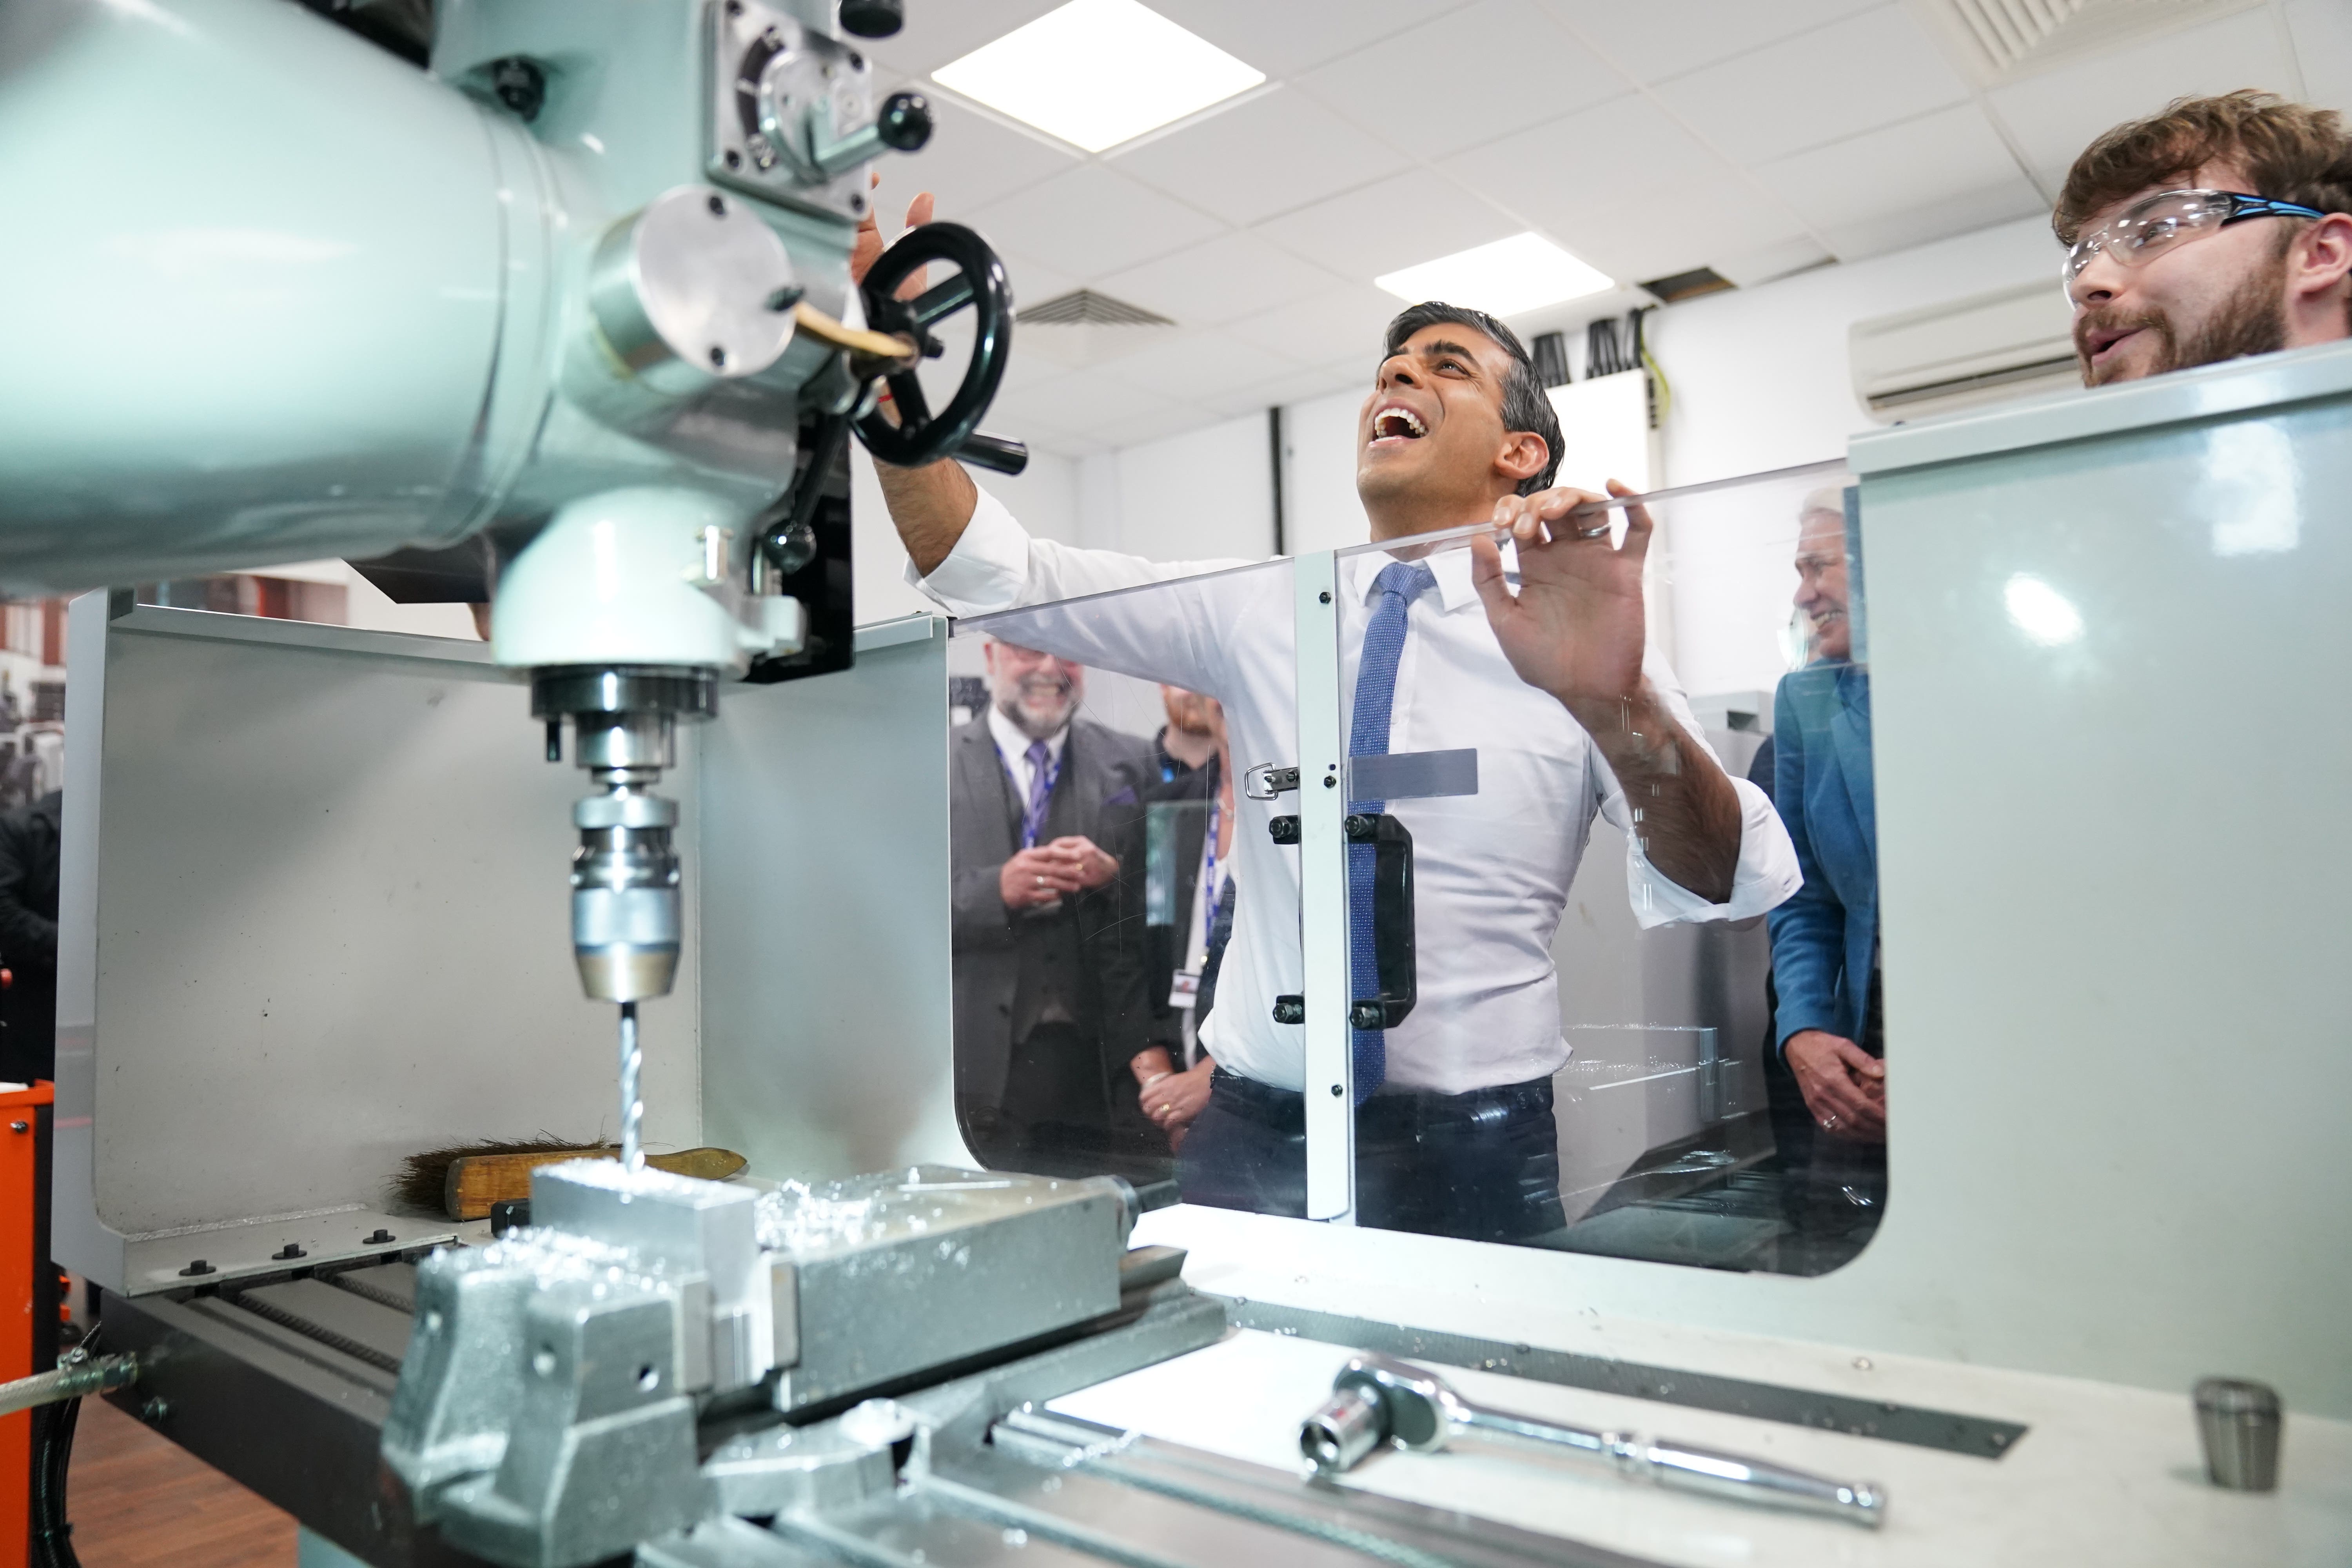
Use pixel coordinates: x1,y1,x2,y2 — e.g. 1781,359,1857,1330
1766,488,1885,1254
1102,689,1236,1155
947,639,1155,1172
0,788,62,1086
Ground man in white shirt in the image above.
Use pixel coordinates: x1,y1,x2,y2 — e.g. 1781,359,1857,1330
876,271,1799,1239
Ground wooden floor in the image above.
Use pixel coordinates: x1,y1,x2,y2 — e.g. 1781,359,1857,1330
69,1396,295,1567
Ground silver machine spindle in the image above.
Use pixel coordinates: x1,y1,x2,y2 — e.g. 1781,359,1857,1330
1301,1354,1886,1530
617,1001,644,1170
533,666,719,1163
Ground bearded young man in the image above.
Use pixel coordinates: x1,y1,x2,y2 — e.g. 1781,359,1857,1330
860,206,1800,1240
2058,91,2352,385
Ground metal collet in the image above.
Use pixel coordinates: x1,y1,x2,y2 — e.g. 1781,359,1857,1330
1301,1354,1886,1530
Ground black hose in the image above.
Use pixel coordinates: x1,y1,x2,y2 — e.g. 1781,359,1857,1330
31,1325,93,1568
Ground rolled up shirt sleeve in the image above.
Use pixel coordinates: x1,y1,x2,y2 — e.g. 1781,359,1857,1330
1596,650,1802,927
1621,773,1800,926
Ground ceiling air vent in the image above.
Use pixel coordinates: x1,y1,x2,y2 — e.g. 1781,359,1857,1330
1907,0,2263,85
1015,288,1176,368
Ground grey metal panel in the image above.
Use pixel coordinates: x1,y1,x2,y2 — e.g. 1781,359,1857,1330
696,618,968,1180
60,601,701,1289
1857,377,2352,1413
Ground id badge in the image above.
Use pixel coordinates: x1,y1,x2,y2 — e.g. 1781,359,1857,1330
1167,969,1201,1010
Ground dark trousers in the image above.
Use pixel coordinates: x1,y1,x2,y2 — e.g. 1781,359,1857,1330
1762,968,1887,1269
1179,1069,1566,1242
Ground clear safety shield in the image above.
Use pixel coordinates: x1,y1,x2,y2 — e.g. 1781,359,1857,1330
1320,460,1878,1274
944,558,1299,1205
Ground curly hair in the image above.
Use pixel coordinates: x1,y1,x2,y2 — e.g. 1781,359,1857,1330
2054,91,2352,245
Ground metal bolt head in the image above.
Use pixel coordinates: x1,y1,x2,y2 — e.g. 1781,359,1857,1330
141,1397,170,1425
7,1120,24,1133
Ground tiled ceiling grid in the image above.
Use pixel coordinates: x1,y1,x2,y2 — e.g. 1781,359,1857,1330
866,0,2345,456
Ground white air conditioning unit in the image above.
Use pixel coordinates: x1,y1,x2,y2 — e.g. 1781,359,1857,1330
1849,280,2078,423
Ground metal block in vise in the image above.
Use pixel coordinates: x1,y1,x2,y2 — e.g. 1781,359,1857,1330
759,1165,1134,1411
532,1158,775,1394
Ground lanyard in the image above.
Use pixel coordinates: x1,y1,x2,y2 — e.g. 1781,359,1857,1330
1005,750,1061,850
1198,796,1225,949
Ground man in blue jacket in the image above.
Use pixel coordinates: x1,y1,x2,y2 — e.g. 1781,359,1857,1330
1768,489,1886,1232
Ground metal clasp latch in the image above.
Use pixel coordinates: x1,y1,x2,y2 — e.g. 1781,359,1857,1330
1242,764,1299,801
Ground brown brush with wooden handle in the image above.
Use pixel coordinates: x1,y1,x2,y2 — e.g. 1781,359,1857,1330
397,1138,748,1221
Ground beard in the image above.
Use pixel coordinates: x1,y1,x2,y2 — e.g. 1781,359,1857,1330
2076,256,2287,387
996,675,1076,739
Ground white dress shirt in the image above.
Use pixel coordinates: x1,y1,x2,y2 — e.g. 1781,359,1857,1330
985,703,1067,833
914,487,1800,1097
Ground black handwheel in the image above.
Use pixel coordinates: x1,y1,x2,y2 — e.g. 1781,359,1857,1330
856,221,1014,470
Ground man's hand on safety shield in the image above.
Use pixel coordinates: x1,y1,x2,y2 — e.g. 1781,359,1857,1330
1471,479,1650,708
1470,479,1744,904
1784,1030,1887,1143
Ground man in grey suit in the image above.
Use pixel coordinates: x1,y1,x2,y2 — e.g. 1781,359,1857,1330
950,638,1156,1174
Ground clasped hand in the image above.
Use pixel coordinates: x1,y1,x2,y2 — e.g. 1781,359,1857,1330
1000,836,1116,911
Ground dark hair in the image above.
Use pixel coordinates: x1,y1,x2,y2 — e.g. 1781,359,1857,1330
1382,302,1563,496
2054,91,2352,245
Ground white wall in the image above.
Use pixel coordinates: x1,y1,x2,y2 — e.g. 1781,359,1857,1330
1074,413,1275,565
1649,215,2059,485
851,444,1080,626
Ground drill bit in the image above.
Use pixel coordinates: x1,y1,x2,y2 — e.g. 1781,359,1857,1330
617,1001,644,1171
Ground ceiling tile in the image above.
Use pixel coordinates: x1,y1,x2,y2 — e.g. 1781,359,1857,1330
995,249,1081,314
1102,330,1306,403
1251,169,1517,280
1110,88,1411,227
1987,11,2302,191
1438,96,1779,273
2285,0,2352,114
1087,404,1226,449
866,0,1069,78
1095,231,1347,327
1538,0,1883,85
966,165,1226,281
1207,359,1368,417
1298,0,1633,160
1655,5,1970,165
1147,0,1475,77
1561,184,1813,288
1221,283,1408,368
1753,103,2030,233
880,85,1081,214
1814,176,2047,262
1708,234,1836,288
991,368,1185,432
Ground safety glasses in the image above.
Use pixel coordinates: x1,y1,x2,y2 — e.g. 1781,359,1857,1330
2063,188,2327,298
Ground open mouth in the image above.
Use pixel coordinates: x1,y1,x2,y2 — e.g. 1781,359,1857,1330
1367,403,1427,448
2082,323,2145,364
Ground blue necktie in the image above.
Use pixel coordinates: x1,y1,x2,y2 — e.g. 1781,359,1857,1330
1347,560,1436,1100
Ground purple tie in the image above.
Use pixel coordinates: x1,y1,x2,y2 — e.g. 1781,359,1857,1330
1023,739,1054,848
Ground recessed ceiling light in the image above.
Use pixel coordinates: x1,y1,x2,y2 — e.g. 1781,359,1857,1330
930,0,1265,154
1375,234,1614,318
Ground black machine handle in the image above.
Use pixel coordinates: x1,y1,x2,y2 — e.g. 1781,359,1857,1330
954,432,1028,475
855,221,1016,470
1347,812,1417,1030
1263,810,1417,1030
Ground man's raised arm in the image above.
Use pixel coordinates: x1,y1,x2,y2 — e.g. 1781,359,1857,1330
874,457,978,577
1474,483,1793,914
